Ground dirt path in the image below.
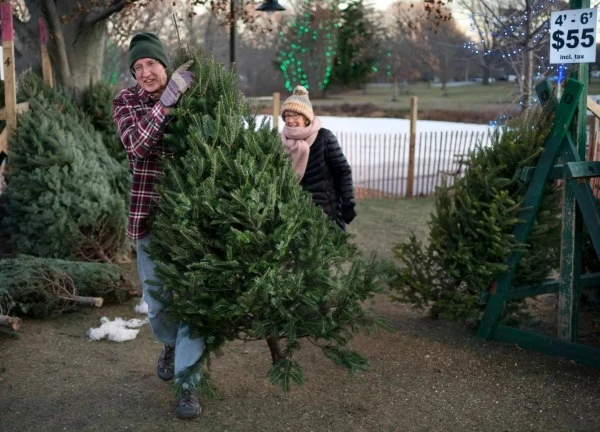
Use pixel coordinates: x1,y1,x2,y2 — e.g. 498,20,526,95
1,293,599,432
2,199,599,431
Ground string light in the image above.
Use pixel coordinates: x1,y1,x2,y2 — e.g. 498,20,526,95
277,0,339,91
464,0,559,64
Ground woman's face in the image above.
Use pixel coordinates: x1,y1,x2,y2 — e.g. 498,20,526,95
283,111,309,128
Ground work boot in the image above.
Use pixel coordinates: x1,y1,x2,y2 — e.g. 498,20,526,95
156,344,175,381
177,389,201,419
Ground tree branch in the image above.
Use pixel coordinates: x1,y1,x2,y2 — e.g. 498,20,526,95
73,0,141,46
41,0,72,83
80,0,130,27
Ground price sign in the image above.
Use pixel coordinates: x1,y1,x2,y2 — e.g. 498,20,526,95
550,8,597,64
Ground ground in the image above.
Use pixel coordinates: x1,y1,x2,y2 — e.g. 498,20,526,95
1,199,600,431
2,295,600,432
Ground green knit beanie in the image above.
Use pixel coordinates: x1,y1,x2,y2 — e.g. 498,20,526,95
128,32,169,75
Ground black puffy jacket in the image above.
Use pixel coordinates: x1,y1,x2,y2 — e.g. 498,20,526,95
300,128,355,230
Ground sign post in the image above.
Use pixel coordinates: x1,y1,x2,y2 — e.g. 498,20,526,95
550,8,597,64
1,2,16,137
550,4,596,342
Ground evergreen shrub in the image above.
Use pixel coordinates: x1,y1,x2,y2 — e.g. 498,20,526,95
0,72,129,261
0,255,132,318
82,82,128,164
391,108,561,324
147,49,390,394
17,72,130,196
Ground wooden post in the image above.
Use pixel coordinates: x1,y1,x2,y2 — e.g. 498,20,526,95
557,0,590,342
477,79,583,340
586,116,596,161
406,96,417,198
39,18,53,88
272,92,280,130
587,98,600,197
586,115,597,195
1,3,16,144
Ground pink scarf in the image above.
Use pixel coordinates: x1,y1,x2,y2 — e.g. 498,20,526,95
281,117,322,179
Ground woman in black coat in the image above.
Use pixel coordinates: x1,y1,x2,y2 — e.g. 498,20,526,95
280,86,356,231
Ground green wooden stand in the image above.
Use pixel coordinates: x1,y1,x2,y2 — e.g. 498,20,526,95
476,77,600,367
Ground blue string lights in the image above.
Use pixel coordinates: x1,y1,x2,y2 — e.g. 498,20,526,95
463,0,561,81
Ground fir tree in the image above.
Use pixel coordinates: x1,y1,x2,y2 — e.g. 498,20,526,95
0,255,132,318
331,0,378,88
17,72,130,197
277,0,341,93
147,49,389,394
82,82,128,165
391,107,561,323
1,74,129,262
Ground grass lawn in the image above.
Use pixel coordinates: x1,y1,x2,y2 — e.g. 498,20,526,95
309,79,600,114
348,197,435,262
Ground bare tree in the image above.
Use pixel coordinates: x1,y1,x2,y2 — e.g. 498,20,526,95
11,0,153,97
382,0,454,96
458,0,499,85
458,0,565,110
11,0,281,96
11,0,452,97
428,20,471,89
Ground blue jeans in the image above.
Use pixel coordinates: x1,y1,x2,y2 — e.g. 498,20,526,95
136,235,205,386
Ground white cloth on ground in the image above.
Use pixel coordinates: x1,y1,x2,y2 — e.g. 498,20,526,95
87,317,148,342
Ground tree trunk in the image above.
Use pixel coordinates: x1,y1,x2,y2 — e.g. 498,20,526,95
58,294,104,307
482,62,491,85
266,335,284,364
521,49,534,112
21,0,127,98
520,0,533,112
41,0,72,86
48,16,107,96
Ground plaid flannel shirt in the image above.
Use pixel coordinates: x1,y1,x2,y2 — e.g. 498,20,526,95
112,84,171,240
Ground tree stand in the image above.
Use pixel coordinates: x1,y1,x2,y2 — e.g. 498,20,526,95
476,75,600,368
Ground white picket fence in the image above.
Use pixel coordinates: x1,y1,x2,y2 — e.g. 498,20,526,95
336,129,493,198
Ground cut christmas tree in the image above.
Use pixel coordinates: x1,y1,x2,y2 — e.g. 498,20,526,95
147,49,390,394
0,255,132,319
391,107,561,324
1,73,129,262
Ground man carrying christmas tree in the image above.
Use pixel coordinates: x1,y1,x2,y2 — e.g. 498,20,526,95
111,32,202,419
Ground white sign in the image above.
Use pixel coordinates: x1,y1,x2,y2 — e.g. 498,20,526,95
550,8,597,64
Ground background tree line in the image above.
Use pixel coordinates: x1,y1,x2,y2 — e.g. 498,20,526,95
9,0,600,102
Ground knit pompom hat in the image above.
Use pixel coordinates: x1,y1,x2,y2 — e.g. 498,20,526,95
281,85,314,123
128,32,169,75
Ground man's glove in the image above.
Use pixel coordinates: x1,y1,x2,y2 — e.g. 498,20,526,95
160,60,194,107
342,203,357,224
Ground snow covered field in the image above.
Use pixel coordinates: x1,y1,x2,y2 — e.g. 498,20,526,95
259,115,496,197
259,115,495,135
